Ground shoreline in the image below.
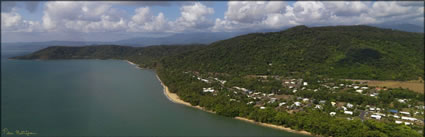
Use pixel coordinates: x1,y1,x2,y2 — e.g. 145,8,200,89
125,60,142,69
154,74,313,136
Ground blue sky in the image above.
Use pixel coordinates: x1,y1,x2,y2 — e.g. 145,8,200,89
1,1,423,42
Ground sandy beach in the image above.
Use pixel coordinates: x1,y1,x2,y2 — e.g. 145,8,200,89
155,74,313,136
125,60,142,69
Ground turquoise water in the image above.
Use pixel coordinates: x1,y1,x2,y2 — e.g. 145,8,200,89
1,50,308,136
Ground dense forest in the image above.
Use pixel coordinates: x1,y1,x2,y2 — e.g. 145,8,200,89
13,25,425,137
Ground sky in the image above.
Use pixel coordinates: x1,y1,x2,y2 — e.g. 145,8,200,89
1,1,424,43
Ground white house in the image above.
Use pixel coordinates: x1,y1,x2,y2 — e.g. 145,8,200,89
361,87,369,90
393,115,400,119
302,98,309,102
342,106,347,111
397,99,406,103
303,82,308,86
247,101,254,105
347,103,354,108
353,86,360,89
202,88,214,93
371,114,382,120
260,106,266,109
395,120,403,124
400,111,410,115
356,90,363,93
331,102,336,107
344,111,353,115
330,112,336,116
292,89,297,93
279,102,286,106
294,102,301,107
315,105,322,109
405,122,412,125
369,107,376,111
401,116,417,121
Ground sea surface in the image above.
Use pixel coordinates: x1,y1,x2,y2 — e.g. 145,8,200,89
1,49,308,136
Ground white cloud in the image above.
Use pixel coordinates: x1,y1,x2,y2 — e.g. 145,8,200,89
42,2,128,32
1,9,41,32
170,2,215,32
128,7,168,32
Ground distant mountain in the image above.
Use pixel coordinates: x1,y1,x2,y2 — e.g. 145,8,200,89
15,25,424,81
367,23,424,33
2,32,243,51
161,25,424,81
113,32,244,46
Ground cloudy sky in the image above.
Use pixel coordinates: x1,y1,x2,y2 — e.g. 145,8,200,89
1,1,424,42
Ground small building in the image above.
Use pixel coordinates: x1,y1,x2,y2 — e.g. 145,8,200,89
393,115,400,119
302,98,309,102
369,107,376,111
397,99,406,103
405,122,412,125
395,120,403,124
279,102,286,106
202,88,214,93
331,102,336,107
292,89,297,93
319,100,326,104
294,102,301,107
401,116,417,121
371,114,382,120
247,101,254,105
400,111,410,115
315,105,322,109
356,90,363,93
344,111,353,115
347,103,354,108
361,87,369,90
330,112,336,116
389,109,398,113
260,106,266,109
303,82,308,86
353,86,360,89
342,106,347,111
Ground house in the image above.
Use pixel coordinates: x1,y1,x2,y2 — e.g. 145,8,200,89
279,102,286,106
371,114,382,120
315,105,322,109
202,88,214,93
292,89,297,93
353,86,360,89
389,109,398,113
294,102,301,107
330,112,336,116
356,90,363,93
269,98,277,103
319,100,326,104
400,111,410,115
289,86,294,89
260,106,266,109
247,101,254,105
397,99,406,103
393,115,400,119
395,120,403,124
302,98,309,102
369,107,376,111
331,102,336,107
344,111,353,115
342,106,347,111
347,103,354,108
361,87,369,90
340,84,344,87
401,116,417,121
405,122,412,125
303,82,308,86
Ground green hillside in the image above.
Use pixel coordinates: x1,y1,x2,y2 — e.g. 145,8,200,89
161,25,424,81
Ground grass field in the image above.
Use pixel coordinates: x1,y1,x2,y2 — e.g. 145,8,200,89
349,79,424,94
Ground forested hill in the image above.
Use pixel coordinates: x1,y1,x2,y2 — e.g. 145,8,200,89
160,25,424,81
12,25,424,80
11,44,204,69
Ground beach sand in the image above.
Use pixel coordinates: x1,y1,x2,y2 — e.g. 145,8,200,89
125,60,142,69
155,74,313,136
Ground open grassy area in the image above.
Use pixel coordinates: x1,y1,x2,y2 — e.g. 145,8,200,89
349,78,424,94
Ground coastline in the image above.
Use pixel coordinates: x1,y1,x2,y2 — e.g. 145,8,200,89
125,60,142,69
154,74,313,136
